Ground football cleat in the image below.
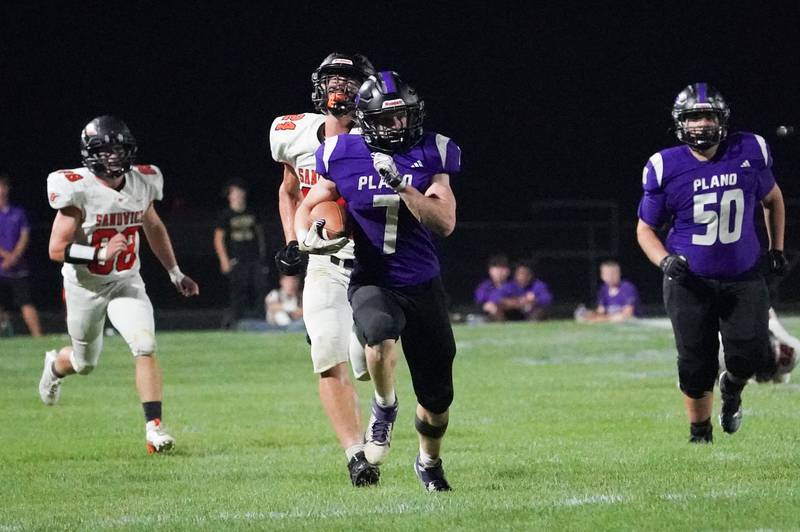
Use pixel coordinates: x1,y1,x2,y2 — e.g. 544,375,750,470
414,454,452,492
364,399,398,465
145,419,175,454
718,372,743,434
38,350,62,405
347,451,380,487
688,432,713,444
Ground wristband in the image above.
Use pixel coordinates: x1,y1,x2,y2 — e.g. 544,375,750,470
64,243,97,264
168,265,185,285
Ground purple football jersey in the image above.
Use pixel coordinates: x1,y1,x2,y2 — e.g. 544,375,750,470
597,280,640,316
0,205,30,278
316,132,461,287
638,132,776,279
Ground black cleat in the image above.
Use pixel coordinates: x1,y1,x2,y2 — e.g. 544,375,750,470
689,418,713,443
688,432,713,444
348,451,380,487
414,455,452,492
719,372,743,434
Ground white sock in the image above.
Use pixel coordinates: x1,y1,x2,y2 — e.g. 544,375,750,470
345,443,364,462
418,448,439,468
374,389,396,408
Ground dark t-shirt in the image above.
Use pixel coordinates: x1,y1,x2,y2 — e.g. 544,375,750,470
215,207,261,261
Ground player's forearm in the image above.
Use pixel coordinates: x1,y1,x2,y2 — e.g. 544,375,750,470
48,208,82,262
48,241,68,262
762,186,785,250
293,201,313,242
144,221,179,271
279,184,302,242
399,187,456,237
636,219,669,267
213,230,230,264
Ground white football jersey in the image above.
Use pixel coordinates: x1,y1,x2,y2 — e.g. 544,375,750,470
269,112,327,194
269,112,354,260
47,165,164,287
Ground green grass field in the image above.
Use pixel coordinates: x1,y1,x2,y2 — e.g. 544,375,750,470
2,320,800,531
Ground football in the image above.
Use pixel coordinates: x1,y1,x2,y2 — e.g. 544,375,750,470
310,200,347,239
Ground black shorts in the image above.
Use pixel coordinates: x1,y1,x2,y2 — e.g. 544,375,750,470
348,276,456,414
0,276,33,309
663,274,772,397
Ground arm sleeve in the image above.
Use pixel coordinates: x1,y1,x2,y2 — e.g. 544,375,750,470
637,155,668,227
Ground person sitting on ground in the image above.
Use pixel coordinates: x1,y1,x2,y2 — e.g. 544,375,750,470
474,254,511,321
498,261,553,321
265,274,304,331
575,260,640,323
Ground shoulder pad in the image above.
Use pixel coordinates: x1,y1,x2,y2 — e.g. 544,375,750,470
46,168,89,209
431,133,461,174
269,113,324,163
735,131,772,168
641,146,683,191
316,134,344,175
133,164,164,201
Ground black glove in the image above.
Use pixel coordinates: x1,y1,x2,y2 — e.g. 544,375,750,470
768,249,788,276
660,254,689,281
275,241,304,276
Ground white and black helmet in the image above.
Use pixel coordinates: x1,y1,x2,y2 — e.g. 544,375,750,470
80,115,137,179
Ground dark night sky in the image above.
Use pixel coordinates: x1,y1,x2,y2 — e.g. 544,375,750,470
2,1,800,308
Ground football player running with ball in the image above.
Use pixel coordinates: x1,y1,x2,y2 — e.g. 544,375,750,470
296,71,461,491
39,116,199,453
637,84,786,443
269,53,380,486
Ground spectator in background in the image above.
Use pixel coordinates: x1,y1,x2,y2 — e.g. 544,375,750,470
213,179,268,328
0,173,42,337
265,274,304,331
474,254,511,321
499,261,553,321
575,260,640,323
